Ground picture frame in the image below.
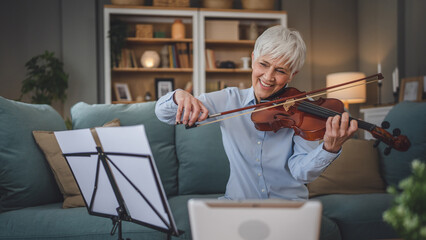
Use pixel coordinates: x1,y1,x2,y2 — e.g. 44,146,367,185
114,82,132,102
155,78,174,100
399,77,424,102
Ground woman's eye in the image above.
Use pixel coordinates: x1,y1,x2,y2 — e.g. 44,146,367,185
260,62,267,67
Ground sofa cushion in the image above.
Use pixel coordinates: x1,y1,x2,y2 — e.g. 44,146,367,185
308,138,385,197
0,97,64,213
32,119,121,208
378,101,426,187
70,102,178,197
314,193,398,240
0,202,165,240
175,123,229,195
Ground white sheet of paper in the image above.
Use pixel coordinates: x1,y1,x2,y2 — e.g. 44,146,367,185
95,125,174,230
54,129,119,216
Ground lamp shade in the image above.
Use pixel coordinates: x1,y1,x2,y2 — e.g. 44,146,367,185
326,72,366,107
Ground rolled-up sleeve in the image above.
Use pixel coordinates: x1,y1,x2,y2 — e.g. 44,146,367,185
155,90,179,125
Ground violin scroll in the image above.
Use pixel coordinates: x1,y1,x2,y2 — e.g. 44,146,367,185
371,121,411,155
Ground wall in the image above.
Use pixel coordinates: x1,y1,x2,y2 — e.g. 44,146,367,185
0,0,98,119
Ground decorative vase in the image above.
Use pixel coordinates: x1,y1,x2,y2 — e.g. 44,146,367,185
171,19,185,39
141,50,160,68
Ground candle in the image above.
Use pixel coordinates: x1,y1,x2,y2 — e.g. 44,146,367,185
377,63,382,73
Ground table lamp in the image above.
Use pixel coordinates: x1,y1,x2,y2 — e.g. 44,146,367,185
326,72,366,109
141,50,160,68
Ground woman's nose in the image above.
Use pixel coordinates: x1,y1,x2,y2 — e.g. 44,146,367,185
263,67,275,80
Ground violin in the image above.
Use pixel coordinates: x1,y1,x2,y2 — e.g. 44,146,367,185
250,87,410,155
184,73,411,155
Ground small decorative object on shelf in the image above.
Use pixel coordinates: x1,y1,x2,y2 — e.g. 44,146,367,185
135,24,153,38
241,57,251,69
114,82,132,102
144,92,152,101
154,31,166,38
141,50,160,68
219,61,236,69
171,19,185,39
155,78,174,99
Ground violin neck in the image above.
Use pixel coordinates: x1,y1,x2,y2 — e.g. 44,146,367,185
297,101,376,131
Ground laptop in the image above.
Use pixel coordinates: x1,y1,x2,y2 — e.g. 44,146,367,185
188,198,322,240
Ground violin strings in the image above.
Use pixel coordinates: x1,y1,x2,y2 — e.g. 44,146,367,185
195,78,379,128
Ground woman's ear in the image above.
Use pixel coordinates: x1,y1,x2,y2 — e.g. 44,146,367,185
289,71,299,81
251,52,254,68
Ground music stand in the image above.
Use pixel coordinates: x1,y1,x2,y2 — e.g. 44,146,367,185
54,125,182,240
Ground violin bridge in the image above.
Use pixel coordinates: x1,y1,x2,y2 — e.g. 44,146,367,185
282,99,295,111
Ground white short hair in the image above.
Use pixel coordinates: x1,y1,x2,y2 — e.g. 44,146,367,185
253,25,306,77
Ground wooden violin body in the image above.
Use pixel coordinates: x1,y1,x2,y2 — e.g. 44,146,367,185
251,87,410,154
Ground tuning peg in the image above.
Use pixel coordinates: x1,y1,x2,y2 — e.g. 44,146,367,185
381,121,390,129
393,128,401,136
384,146,392,155
373,139,381,148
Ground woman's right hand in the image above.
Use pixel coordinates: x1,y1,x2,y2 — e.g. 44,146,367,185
173,90,209,126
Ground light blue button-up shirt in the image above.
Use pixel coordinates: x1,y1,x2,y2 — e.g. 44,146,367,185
155,87,340,200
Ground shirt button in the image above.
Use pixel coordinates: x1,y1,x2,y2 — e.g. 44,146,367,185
258,173,261,176
257,141,261,145
256,158,260,162
261,189,265,192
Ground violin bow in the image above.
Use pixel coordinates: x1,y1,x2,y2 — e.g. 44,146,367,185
182,73,383,128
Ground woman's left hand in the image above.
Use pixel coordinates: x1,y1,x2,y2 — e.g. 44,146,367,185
323,112,358,153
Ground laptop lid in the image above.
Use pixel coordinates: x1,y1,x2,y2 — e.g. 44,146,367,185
188,199,322,240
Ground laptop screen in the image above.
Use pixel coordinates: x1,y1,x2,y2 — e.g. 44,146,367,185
188,199,322,240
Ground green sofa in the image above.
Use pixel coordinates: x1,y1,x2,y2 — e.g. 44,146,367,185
1,96,425,240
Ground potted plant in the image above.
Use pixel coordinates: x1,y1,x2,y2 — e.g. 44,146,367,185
20,51,68,105
383,159,426,240
109,19,128,68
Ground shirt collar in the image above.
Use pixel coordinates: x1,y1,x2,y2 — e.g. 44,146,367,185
243,86,256,107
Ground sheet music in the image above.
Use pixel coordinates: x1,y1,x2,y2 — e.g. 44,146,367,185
54,129,119,216
54,125,178,235
96,125,174,230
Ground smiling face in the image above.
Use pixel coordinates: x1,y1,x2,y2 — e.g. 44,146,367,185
251,54,296,103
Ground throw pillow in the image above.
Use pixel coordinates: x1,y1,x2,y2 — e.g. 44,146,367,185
32,119,120,208
308,138,386,198
378,101,426,187
0,97,65,213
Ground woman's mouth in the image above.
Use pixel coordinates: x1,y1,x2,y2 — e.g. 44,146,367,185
259,79,272,88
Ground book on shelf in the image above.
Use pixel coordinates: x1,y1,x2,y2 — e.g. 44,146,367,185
205,49,216,69
188,43,193,68
118,49,137,69
176,43,189,68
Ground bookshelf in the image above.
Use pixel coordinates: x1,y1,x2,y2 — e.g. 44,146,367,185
103,6,286,103
199,9,287,93
104,6,198,104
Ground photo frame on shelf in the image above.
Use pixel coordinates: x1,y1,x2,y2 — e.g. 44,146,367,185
114,82,132,102
399,77,424,102
155,78,174,100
